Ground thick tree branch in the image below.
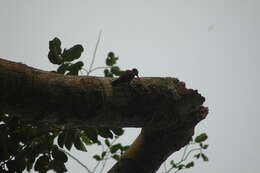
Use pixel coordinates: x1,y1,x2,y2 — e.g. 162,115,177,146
0,58,208,172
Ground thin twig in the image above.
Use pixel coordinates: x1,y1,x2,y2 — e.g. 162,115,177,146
87,30,102,76
60,148,92,173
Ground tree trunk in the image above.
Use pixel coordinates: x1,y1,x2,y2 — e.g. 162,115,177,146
0,58,208,172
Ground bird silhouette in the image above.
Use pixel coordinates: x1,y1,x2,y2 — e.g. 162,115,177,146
111,68,139,86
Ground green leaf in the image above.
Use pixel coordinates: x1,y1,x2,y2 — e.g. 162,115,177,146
97,128,113,139
49,160,67,172
58,132,66,148
101,151,106,158
84,128,98,143
81,136,93,145
195,133,208,143
170,160,177,168
110,128,124,136
201,153,209,161
34,155,49,171
185,161,194,168
122,145,130,151
104,69,110,77
65,130,76,151
57,63,70,74
104,139,110,147
194,153,201,159
48,50,63,65
66,61,84,76
112,154,120,161
52,148,68,163
48,37,63,64
74,136,87,152
202,144,209,149
103,69,113,77
110,144,122,154
93,155,101,161
62,44,84,62
178,164,185,170
107,52,115,58
106,52,118,66
49,37,62,54
110,66,121,76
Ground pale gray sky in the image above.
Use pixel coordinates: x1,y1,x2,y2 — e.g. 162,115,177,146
1,0,260,172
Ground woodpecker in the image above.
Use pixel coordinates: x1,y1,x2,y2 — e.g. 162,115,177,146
111,68,139,86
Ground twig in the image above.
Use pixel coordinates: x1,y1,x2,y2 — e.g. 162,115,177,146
87,30,102,76
60,148,92,173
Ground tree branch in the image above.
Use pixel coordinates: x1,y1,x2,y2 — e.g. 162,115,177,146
0,58,208,172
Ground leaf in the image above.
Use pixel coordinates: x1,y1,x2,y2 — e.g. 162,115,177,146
104,69,110,77
58,132,66,148
84,128,98,143
170,160,177,168
49,37,62,54
34,155,49,171
202,144,209,149
106,52,118,66
62,44,84,62
112,154,120,161
97,128,113,139
194,153,201,159
74,136,87,152
65,130,76,151
66,61,84,75
57,63,70,74
194,133,208,143
81,136,93,145
101,151,106,158
122,145,130,151
103,69,113,77
110,66,121,76
110,128,124,136
48,37,63,65
52,148,68,163
104,139,110,147
201,153,209,161
93,155,101,161
185,161,194,168
110,144,122,154
178,164,185,170
48,52,63,65
49,160,67,172
107,52,115,58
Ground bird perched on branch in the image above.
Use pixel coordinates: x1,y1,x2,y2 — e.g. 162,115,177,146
111,68,139,86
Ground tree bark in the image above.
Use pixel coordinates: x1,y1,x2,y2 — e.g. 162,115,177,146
0,58,208,172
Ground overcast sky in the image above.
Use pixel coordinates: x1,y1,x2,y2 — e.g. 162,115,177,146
1,0,260,172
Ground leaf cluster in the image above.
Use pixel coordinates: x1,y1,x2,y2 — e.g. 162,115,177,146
48,37,84,75
103,52,121,77
165,133,209,173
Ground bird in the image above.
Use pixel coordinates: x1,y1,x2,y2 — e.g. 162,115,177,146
111,68,139,86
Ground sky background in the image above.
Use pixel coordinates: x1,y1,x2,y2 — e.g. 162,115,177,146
1,0,260,172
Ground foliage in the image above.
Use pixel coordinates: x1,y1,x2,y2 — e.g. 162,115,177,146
164,133,209,173
0,36,209,173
